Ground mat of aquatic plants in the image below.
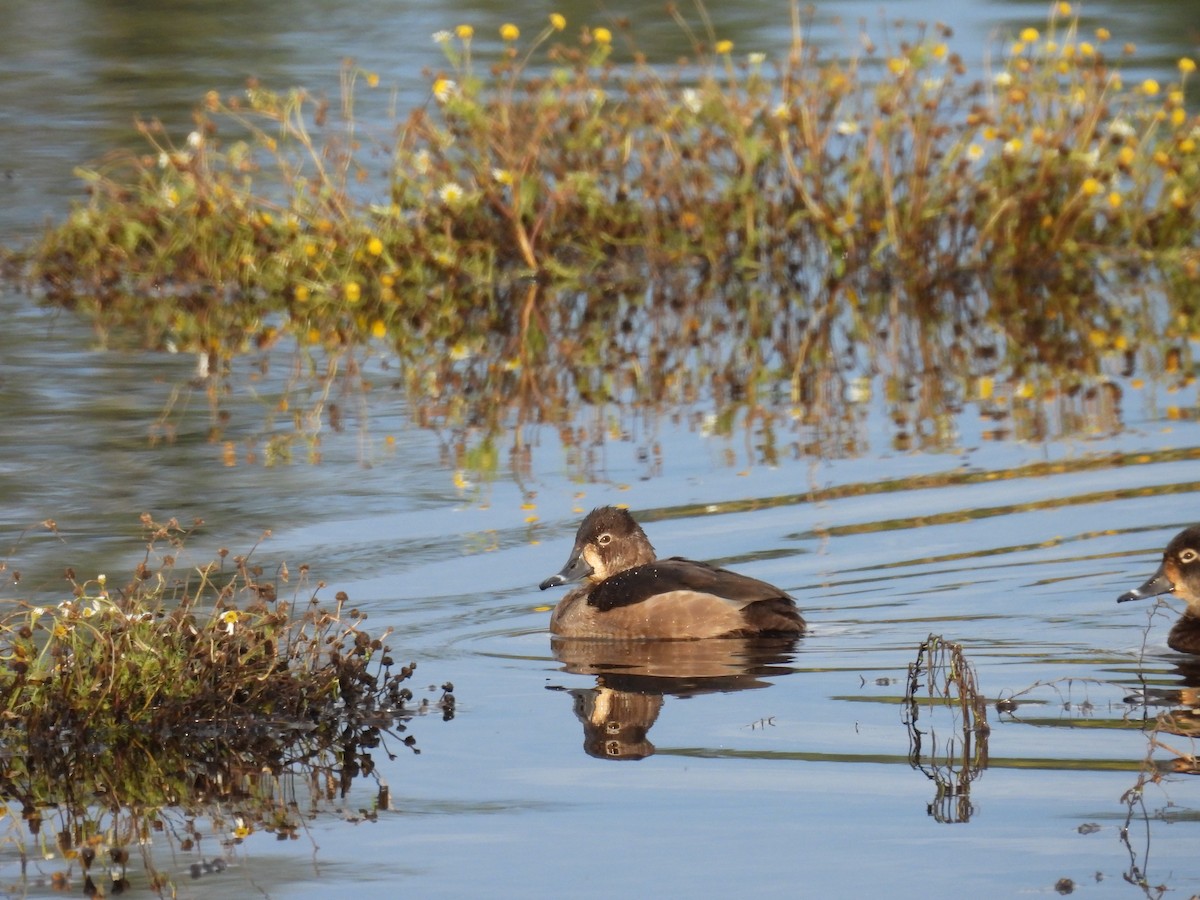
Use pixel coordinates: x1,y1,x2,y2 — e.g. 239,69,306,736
3,5,1197,475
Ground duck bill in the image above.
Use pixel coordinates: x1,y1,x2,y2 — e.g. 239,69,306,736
1118,567,1175,603
539,550,595,590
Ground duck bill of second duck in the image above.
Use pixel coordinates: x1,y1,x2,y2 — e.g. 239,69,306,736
1117,568,1176,604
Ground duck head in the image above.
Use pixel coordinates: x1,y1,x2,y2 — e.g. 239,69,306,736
1119,525,1200,611
539,506,657,590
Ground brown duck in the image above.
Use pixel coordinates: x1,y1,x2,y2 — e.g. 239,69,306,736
1118,525,1200,654
539,506,806,640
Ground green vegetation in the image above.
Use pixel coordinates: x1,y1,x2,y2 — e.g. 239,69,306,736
4,4,1199,470
0,515,453,895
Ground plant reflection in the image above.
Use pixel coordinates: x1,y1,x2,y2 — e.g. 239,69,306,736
549,637,798,761
0,686,452,896
903,635,990,824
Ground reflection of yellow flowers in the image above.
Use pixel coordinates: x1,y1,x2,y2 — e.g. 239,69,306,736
550,13,566,31
500,23,519,42
715,39,734,55
594,27,612,45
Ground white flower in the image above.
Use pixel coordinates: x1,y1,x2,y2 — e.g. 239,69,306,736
414,149,431,175
748,52,766,66
835,120,859,136
438,182,465,205
681,88,702,114
432,30,452,44
186,131,204,149
1106,118,1136,140
993,71,1014,87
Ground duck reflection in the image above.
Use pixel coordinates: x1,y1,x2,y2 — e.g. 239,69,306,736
550,636,799,760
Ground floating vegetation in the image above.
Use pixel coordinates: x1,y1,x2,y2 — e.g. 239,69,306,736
0,515,454,895
3,4,1199,472
903,634,989,823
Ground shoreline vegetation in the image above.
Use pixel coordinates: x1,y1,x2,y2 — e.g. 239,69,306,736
0,514,454,894
2,3,1198,472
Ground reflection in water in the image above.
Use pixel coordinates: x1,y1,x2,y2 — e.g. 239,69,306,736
550,637,798,760
903,636,990,824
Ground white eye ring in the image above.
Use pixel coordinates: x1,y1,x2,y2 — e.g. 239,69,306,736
1182,549,1199,564
597,533,612,546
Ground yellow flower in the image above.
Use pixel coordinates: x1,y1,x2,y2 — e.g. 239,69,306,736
550,13,566,31
371,320,387,339
1180,58,1197,74
1141,78,1160,96
455,24,474,40
367,236,384,256
966,143,983,161
1020,27,1039,43
1172,107,1187,127
887,57,908,76
593,26,612,45
365,72,379,88
1081,177,1102,196
1095,27,1111,41
715,39,734,55
1108,191,1122,209
500,23,519,42
492,168,514,185
344,281,362,303
432,77,457,102
1056,2,1072,15
294,284,310,302
1117,146,1135,167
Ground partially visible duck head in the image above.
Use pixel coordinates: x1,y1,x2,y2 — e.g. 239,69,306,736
539,506,657,590
1119,525,1200,612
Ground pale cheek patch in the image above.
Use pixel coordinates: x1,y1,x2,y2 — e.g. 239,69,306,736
583,545,607,580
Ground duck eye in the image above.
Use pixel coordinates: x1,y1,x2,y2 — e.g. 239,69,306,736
1182,549,1199,564
597,533,612,547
